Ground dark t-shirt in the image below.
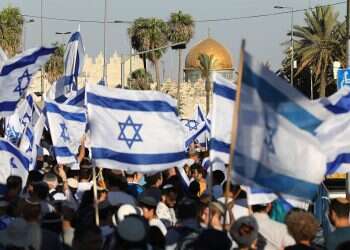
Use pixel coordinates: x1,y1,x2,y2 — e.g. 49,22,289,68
285,243,317,250
326,226,350,250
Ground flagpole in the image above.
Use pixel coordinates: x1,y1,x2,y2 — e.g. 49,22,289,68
92,165,100,226
224,40,245,227
40,0,44,101
103,0,107,84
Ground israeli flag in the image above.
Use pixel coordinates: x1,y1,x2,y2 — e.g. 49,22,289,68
45,101,86,164
64,87,85,107
63,31,85,91
5,94,34,144
19,124,37,170
243,186,277,206
210,74,236,166
234,51,329,201
0,138,29,188
0,47,55,117
184,122,208,149
86,83,186,173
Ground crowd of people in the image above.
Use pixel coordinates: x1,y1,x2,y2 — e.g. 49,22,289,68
0,145,350,250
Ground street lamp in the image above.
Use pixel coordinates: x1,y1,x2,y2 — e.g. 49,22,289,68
55,31,72,45
23,19,35,51
275,5,295,86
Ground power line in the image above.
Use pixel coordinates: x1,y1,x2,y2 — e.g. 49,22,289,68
21,1,346,25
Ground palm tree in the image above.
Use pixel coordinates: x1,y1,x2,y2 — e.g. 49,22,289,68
44,43,64,83
128,18,168,90
168,11,195,101
0,6,23,57
127,68,153,90
197,53,216,114
287,6,344,97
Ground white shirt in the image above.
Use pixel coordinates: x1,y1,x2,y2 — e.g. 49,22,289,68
253,213,295,250
76,181,92,201
156,202,177,226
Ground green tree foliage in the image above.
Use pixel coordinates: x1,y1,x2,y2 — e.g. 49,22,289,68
128,17,168,90
44,43,64,83
282,6,346,97
168,11,195,102
127,68,153,90
197,53,216,114
0,6,23,57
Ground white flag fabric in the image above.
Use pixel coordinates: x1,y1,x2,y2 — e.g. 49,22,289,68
86,83,186,173
5,94,34,144
19,124,37,171
45,101,86,164
0,47,55,117
234,51,330,201
210,73,236,166
0,138,29,188
242,186,277,206
64,87,85,107
63,31,85,91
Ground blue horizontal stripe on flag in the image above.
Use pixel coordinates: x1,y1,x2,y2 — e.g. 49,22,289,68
0,47,56,76
234,151,319,200
213,81,236,101
86,92,177,114
185,125,208,148
0,101,18,112
66,88,85,106
0,140,29,170
91,147,186,165
53,146,75,157
210,138,230,154
326,153,350,175
324,104,347,114
45,102,86,122
243,64,322,134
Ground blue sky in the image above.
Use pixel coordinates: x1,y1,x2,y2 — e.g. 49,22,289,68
0,0,346,80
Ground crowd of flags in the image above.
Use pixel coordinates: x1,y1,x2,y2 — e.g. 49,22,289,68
2,33,350,205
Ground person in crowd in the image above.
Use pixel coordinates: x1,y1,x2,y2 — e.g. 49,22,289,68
30,181,55,216
211,170,225,199
156,184,177,227
105,171,135,207
144,172,163,203
43,171,66,202
326,198,350,250
125,171,144,199
189,164,207,195
72,225,103,250
285,211,320,250
230,216,260,250
75,160,92,201
23,171,43,198
188,180,200,200
61,202,76,249
5,176,22,203
252,202,295,250
138,190,167,236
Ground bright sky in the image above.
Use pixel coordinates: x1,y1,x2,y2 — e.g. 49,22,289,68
0,0,346,80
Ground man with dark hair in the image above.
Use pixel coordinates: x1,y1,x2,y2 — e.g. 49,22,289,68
106,172,135,207
5,176,22,203
326,198,350,250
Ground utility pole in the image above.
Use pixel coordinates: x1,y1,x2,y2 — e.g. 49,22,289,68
40,0,44,100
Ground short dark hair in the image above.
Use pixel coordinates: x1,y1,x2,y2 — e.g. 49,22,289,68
26,171,43,185
106,172,127,190
212,170,225,185
221,181,240,194
6,176,22,190
79,168,91,180
145,173,162,187
33,182,49,200
330,199,350,218
251,204,269,213
176,198,199,220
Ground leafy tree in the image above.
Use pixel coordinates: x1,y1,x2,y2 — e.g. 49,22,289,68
128,18,168,90
282,6,345,97
127,68,153,90
44,43,64,83
197,53,216,114
168,11,195,101
0,6,23,57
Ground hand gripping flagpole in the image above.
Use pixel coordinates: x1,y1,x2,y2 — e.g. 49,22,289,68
224,40,245,229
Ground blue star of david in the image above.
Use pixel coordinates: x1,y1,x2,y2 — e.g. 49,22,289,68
21,113,31,127
185,119,199,131
14,69,32,96
118,115,143,149
264,111,278,154
60,122,70,143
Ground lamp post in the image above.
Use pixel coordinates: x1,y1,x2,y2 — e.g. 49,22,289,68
22,19,35,51
275,5,294,86
55,31,71,45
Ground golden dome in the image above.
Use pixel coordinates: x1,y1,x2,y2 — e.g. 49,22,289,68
185,38,233,70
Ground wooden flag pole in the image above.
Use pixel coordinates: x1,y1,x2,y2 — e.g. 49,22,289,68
224,40,245,228
92,165,100,226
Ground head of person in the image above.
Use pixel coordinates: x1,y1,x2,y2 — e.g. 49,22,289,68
161,185,177,208
222,181,240,198
199,194,211,226
125,171,138,183
31,181,49,201
212,170,225,186
189,148,200,163
105,171,128,191
25,171,43,195
73,225,103,250
43,172,58,190
230,216,259,250
209,202,225,230
79,167,91,182
190,163,202,180
145,173,163,188
176,198,199,222
189,181,200,198
329,198,350,227
138,191,158,220
285,211,319,244
5,176,22,201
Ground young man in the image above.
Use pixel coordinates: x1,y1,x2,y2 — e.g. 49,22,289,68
326,198,350,250
156,184,177,226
